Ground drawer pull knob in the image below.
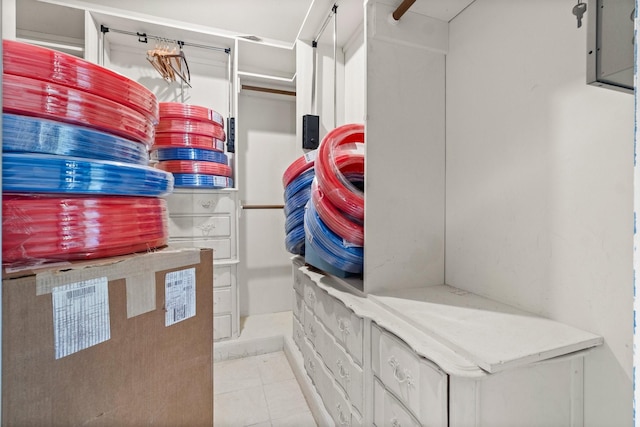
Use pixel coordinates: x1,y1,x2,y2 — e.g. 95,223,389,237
388,356,414,387
199,200,215,209
391,417,401,427
197,223,216,236
307,290,316,303
336,359,350,381
336,403,350,426
337,318,351,335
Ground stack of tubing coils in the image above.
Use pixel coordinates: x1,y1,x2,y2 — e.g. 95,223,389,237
2,40,173,267
282,151,317,255
305,123,365,274
151,102,233,189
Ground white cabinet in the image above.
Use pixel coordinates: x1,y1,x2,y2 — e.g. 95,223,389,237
166,189,240,341
293,260,366,424
290,259,602,427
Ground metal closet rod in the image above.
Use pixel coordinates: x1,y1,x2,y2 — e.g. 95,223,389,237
100,25,231,54
392,0,417,20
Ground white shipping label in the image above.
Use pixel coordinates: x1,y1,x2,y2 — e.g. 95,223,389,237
52,277,111,359
165,267,197,326
304,149,318,163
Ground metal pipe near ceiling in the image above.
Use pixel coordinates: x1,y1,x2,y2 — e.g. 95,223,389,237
392,0,417,20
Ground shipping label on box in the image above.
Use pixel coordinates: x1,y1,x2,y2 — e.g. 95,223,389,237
165,267,196,326
51,276,111,359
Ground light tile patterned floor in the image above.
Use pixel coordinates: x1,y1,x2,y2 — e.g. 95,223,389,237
214,351,317,427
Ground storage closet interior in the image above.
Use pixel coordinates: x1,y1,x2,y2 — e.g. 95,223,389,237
4,0,635,425
300,0,633,425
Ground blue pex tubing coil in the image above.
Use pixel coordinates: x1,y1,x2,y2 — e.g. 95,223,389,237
285,206,305,234
285,224,306,255
303,123,365,275
152,147,228,164
282,152,316,255
2,153,174,197
3,113,149,165
304,200,363,274
172,174,233,189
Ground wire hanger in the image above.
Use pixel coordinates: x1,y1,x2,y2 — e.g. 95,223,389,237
146,38,191,87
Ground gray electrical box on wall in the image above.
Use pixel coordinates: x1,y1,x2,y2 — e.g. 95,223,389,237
587,0,635,93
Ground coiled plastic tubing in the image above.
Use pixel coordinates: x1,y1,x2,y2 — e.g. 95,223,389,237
314,123,365,221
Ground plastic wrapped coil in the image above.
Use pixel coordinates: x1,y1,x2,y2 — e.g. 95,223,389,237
315,124,365,220
284,168,315,201
172,173,233,189
285,225,305,255
3,74,156,147
3,153,174,197
282,150,316,187
3,195,168,265
285,205,305,234
284,186,311,217
3,40,159,123
153,133,225,152
159,102,224,126
156,118,225,141
156,160,232,177
311,178,364,246
151,147,228,164
2,113,149,165
304,201,363,274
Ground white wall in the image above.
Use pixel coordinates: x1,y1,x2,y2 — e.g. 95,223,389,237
237,90,298,316
343,26,365,125
446,1,633,425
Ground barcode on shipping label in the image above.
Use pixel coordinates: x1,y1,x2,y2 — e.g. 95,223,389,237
165,267,196,326
52,277,110,359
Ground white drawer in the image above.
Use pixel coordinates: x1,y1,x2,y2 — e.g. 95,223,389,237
332,380,364,427
170,238,233,260
372,324,448,427
213,288,231,314
374,378,421,427
214,314,231,340
213,264,235,288
330,302,364,367
165,190,235,215
313,348,335,417
293,289,304,323
169,215,231,238
331,336,364,416
304,306,327,356
314,318,333,365
293,317,304,352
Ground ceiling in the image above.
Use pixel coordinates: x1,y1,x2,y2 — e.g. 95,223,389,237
30,0,476,49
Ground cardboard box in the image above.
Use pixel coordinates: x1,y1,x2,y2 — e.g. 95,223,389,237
2,248,214,426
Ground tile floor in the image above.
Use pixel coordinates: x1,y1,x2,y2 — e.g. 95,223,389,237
214,351,317,427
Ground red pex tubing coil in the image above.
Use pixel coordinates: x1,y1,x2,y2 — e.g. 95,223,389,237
3,196,169,265
314,123,365,221
3,39,159,124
